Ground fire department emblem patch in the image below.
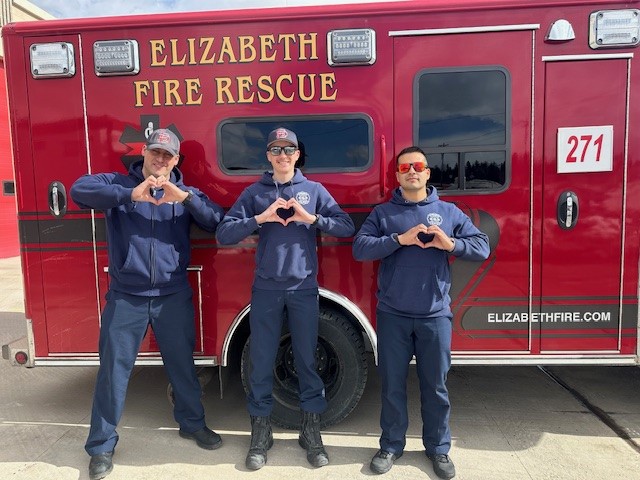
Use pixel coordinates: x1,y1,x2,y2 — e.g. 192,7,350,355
156,132,172,144
427,213,443,226
296,191,311,205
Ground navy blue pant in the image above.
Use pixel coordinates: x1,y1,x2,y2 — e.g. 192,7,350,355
85,288,205,456
247,287,327,416
376,309,452,456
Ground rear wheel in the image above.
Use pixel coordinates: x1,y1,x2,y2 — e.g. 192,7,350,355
240,307,368,429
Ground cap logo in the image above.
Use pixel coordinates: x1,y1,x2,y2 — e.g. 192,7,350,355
276,128,288,139
156,132,171,145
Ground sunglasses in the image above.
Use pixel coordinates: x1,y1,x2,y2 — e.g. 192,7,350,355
268,146,298,156
397,162,428,174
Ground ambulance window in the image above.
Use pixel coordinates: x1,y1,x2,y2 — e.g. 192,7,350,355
415,67,509,192
219,116,372,174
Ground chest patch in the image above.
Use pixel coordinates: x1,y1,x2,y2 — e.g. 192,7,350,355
296,191,311,205
427,213,443,226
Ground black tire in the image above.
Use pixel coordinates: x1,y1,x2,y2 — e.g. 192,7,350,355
240,307,368,429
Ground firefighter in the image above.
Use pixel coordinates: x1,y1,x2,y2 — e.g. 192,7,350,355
70,129,225,480
352,146,490,480
216,127,355,470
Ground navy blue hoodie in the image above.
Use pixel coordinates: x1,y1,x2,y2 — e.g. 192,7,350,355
70,160,224,297
216,169,355,290
353,186,489,318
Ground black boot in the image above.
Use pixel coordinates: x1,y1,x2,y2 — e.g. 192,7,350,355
245,415,273,470
88,451,113,480
298,411,329,468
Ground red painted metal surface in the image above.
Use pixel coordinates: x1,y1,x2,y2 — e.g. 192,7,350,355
3,0,639,363
0,64,19,258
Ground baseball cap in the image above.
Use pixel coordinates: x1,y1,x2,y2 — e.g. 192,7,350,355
267,127,298,148
146,128,180,157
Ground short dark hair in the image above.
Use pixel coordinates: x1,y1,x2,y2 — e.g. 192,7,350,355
396,146,427,166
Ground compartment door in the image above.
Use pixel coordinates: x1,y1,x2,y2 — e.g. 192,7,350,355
540,57,629,352
393,28,534,353
20,36,101,356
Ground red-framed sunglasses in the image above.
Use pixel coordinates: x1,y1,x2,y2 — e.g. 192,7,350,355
397,162,428,174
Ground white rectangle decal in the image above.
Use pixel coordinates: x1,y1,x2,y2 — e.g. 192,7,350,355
557,125,613,173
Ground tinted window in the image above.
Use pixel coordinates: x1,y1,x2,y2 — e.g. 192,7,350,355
219,116,372,174
416,68,509,192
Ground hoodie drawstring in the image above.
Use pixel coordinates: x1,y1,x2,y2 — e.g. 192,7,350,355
274,180,294,201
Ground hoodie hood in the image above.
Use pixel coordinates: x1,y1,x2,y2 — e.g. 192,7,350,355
390,184,439,206
258,168,307,200
129,159,185,187
258,168,306,187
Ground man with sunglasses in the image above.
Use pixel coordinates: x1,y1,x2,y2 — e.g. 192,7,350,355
71,129,226,480
353,146,489,479
216,127,354,471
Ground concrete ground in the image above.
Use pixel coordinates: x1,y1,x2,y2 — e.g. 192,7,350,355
1,256,639,479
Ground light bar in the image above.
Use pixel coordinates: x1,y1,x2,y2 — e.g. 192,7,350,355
30,42,75,78
327,28,376,66
93,40,140,76
589,9,640,49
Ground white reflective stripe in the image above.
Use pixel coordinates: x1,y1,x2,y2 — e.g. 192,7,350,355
389,24,539,36
543,53,633,61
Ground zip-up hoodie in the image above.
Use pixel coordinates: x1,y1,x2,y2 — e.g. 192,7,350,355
353,186,489,318
70,160,224,297
216,169,355,290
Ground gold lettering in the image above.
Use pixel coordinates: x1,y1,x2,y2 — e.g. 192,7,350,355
239,36,257,62
237,76,255,103
257,75,275,103
260,35,276,62
151,80,161,106
164,79,183,105
187,38,197,65
134,80,150,107
218,37,237,63
200,37,216,64
185,78,202,105
169,39,186,66
320,73,337,101
298,74,316,102
215,77,235,104
298,33,318,60
278,34,296,61
149,40,167,66
275,75,294,102
149,33,321,67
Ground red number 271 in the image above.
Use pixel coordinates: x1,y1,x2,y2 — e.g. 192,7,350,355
566,134,604,163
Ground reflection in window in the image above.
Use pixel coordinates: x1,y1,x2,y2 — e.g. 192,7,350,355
417,68,509,192
427,153,459,190
219,117,372,174
464,152,506,190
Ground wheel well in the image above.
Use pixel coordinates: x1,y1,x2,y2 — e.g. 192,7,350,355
222,291,376,371
319,297,374,354
224,316,249,374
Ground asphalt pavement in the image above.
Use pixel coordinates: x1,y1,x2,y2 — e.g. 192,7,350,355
1,256,639,480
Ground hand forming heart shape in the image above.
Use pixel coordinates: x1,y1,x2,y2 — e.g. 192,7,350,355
417,232,435,244
276,207,295,220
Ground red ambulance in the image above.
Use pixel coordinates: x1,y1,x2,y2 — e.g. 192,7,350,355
2,0,639,428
